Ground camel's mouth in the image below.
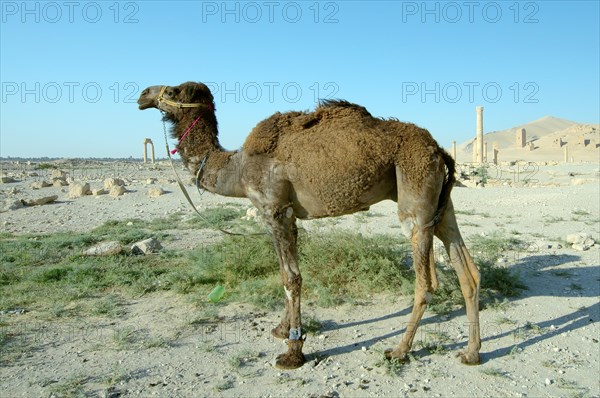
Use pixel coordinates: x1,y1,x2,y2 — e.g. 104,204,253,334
137,99,154,110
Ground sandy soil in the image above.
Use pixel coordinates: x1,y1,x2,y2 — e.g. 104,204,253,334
1,160,599,398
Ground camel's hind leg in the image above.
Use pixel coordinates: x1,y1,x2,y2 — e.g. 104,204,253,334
386,221,436,361
435,199,481,364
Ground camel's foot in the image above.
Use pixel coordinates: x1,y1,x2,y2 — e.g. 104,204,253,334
271,322,290,340
457,350,480,365
275,339,305,370
383,347,410,363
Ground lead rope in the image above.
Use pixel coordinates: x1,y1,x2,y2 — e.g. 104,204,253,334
160,112,266,237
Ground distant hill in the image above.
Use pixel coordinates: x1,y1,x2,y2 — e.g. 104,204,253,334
455,116,599,163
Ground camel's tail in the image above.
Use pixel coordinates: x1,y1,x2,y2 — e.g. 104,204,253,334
426,148,456,228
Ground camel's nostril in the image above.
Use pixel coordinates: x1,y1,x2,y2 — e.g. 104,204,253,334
142,88,149,95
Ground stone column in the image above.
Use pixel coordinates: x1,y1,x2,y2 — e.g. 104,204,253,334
493,148,499,165
150,142,155,163
516,128,526,148
476,106,484,164
452,141,457,160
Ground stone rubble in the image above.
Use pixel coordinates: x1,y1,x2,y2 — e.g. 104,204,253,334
109,185,127,197
131,238,163,255
148,187,166,198
69,182,91,198
21,195,58,206
566,233,596,251
83,241,123,256
104,178,126,190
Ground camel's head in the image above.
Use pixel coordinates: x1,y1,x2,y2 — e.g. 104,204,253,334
137,81,215,116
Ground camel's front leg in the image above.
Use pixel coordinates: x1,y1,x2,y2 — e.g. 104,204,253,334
270,245,291,340
263,205,305,369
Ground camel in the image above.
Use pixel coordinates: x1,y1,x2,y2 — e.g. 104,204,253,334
137,81,481,369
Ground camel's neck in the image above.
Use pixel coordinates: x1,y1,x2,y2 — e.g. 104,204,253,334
171,111,246,198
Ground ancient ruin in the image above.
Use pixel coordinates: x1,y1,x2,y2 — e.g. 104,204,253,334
476,106,484,163
143,138,155,163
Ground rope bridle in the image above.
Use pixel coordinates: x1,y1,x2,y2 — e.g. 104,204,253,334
157,85,209,109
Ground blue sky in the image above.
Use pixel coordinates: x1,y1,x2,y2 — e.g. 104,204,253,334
1,0,599,158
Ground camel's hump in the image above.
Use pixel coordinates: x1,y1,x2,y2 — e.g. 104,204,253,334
317,99,372,117
243,100,375,156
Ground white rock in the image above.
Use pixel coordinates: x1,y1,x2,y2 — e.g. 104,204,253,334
84,241,123,256
22,195,58,206
103,177,125,189
572,243,589,251
148,187,165,198
566,233,592,244
109,185,126,197
131,238,163,255
69,182,91,198
566,233,595,251
53,179,68,187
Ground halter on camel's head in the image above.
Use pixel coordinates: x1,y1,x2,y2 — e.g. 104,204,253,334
156,84,215,111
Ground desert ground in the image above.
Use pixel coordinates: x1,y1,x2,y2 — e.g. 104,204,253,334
1,158,599,398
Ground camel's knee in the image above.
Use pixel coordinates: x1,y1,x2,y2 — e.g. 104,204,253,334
413,283,434,306
261,203,295,224
457,271,480,301
283,274,302,294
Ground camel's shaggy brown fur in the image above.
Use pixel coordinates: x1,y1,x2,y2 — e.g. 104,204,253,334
244,100,447,216
138,81,481,370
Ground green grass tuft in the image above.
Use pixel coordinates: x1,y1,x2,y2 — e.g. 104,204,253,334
0,213,527,323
